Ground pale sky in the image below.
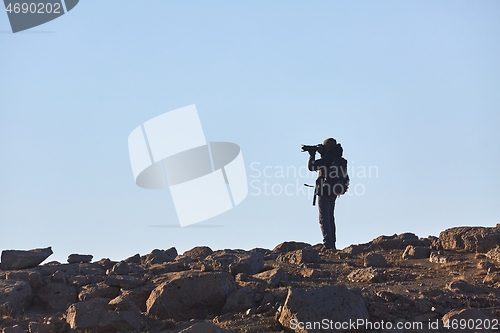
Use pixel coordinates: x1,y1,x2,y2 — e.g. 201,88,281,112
1,1,499,262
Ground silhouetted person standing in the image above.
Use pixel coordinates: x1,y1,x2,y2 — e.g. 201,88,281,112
307,138,348,251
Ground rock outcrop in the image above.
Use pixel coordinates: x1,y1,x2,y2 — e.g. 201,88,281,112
439,225,500,252
0,225,499,332
0,247,53,270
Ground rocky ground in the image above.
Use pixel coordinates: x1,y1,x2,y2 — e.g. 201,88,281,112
1,225,500,333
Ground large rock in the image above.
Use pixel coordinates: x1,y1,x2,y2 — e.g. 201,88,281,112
5,270,43,291
104,275,143,290
278,285,369,332
402,245,431,260
67,254,93,264
429,251,449,263
120,284,155,312
272,241,311,254
36,282,77,312
0,280,33,316
0,247,53,270
205,250,264,275
66,297,145,332
142,248,178,265
439,226,500,253
252,268,288,288
441,308,490,333
221,286,256,314
347,267,383,283
485,246,500,263
78,282,120,301
146,271,237,320
370,233,423,250
110,261,131,275
276,249,319,265
364,253,387,267
183,246,214,260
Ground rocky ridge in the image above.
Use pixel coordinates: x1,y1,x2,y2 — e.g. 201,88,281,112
0,225,499,333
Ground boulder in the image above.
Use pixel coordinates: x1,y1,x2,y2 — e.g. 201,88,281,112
252,268,288,288
441,308,490,333
78,282,120,301
364,253,387,267
36,282,77,312
65,297,146,332
0,247,53,270
103,275,143,290
124,253,141,264
142,248,178,265
67,275,90,287
276,249,319,265
67,254,93,264
278,285,369,332
439,226,500,253
221,286,256,314
5,270,43,291
272,241,311,254
146,271,237,320
183,246,214,260
485,246,500,263
148,261,188,275
447,280,488,294
119,284,155,312
110,261,131,275
370,233,423,250
95,258,115,271
205,250,264,275
0,280,33,316
51,270,69,284
341,244,368,256
347,267,383,283
402,245,431,260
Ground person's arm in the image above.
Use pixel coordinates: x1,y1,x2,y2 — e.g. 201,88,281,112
308,153,328,172
308,152,316,171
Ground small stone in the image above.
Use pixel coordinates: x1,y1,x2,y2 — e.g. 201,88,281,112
364,252,387,267
235,273,248,281
246,308,256,315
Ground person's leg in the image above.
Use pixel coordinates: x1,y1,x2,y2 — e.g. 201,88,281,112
329,196,337,249
318,195,335,249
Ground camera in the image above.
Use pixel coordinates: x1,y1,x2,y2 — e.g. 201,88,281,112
301,144,324,154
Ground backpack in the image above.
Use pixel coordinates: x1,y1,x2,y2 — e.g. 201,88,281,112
318,157,350,196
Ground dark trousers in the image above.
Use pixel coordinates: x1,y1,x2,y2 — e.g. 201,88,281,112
318,195,336,249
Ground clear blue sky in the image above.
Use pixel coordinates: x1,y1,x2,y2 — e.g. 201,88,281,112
1,1,499,263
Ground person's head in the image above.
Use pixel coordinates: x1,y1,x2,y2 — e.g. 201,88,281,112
322,138,337,153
